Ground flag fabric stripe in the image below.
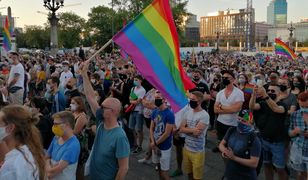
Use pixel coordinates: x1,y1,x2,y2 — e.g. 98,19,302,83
3,16,12,51
113,0,195,112
275,38,297,60
123,24,187,100
115,32,183,111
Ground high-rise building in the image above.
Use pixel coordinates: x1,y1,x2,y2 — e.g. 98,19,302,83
267,0,287,25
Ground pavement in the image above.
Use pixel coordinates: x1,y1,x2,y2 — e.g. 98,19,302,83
126,127,296,180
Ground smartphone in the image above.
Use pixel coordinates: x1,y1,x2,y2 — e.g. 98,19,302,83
256,79,263,87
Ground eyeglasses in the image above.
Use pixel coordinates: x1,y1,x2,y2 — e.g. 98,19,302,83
53,121,64,125
101,106,113,111
267,89,276,93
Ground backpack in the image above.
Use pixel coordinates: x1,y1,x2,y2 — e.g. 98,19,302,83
225,127,256,159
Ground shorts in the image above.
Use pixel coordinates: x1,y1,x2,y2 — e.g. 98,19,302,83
128,111,143,131
290,161,308,172
261,139,286,169
152,148,171,171
216,121,235,141
173,136,185,146
183,148,205,179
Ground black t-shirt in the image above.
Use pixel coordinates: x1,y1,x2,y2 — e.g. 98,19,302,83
254,100,287,142
190,81,210,110
36,114,54,149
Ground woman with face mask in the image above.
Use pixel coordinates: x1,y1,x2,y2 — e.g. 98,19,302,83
0,105,46,180
237,73,253,110
70,96,89,179
219,109,261,180
46,111,80,180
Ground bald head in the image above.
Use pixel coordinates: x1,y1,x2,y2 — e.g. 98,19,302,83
102,97,122,115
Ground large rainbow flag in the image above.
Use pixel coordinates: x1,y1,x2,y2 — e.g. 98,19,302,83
275,38,297,60
3,16,12,52
112,0,195,112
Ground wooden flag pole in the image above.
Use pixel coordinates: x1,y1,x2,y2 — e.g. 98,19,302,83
86,39,113,62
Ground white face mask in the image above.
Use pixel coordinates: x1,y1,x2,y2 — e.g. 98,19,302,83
70,104,77,111
0,126,8,141
91,79,96,84
46,84,51,92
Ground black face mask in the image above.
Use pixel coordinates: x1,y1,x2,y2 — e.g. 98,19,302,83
279,85,288,92
189,100,198,109
155,98,163,107
66,84,73,90
268,93,277,100
193,76,200,82
213,78,219,82
222,78,231,86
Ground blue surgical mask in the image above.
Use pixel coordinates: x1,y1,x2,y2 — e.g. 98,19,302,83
133,81,139,86
237,121,254,134
300,107,308,113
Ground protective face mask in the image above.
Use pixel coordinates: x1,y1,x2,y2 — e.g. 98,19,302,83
0,126,8,141
90,79,96,84
70,104,77,111
52,125,64,137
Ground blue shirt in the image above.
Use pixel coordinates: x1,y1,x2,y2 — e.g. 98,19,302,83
47,136,80,164
51,91,66,115
89,109,130,180
151,108,175,150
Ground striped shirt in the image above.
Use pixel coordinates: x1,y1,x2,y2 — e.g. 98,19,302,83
183,108,209,152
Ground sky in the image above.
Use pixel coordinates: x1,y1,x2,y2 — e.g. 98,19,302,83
1,0,308,28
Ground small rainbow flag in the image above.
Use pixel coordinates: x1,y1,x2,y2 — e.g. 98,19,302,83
275,38,297,60
244,84,254,94
112,0,195,112
3,16,12,52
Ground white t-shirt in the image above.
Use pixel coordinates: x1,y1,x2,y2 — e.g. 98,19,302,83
59,71,73,88
0,145,39,180
183,108,209,152
216,87,244,126
133,86,146,112
8,63,25,88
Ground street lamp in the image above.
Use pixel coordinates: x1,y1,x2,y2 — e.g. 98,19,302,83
43,0,64,55
215,30,221,52
288,22,295,50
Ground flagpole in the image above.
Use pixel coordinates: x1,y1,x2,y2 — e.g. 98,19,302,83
86,39,113,62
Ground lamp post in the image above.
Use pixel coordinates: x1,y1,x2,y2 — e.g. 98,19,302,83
43,0,64,55
215,30,221,52
288,22,295,51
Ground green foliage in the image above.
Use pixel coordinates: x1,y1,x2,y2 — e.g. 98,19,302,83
16,25,49,49
57,12,86,48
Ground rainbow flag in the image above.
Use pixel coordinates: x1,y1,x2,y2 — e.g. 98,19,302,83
3,16,12,52
112,0,195,112
275,38,297,60
244,84,254,94
119,48,129,61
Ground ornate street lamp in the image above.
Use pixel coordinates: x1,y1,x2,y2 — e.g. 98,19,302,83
288,22,295,50
43,0,64,55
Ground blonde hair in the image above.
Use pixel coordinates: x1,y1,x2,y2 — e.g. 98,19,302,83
1,105,45,180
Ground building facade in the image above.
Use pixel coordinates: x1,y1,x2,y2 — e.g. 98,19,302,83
268,22,308,42
255,22,272,43
267,0,287,25
184,14,200,42
200,9,255,46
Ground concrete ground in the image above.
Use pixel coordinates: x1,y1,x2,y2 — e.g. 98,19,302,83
126,128,296,180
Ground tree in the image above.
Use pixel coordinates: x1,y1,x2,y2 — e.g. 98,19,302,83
57,12,86,48
21,25,49,49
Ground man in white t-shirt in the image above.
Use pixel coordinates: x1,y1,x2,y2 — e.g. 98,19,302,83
128,75,146,154
7,52,25,105
214,70,244,152
59,61,73,89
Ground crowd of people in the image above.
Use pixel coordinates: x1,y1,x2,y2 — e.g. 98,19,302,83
0,49,307,180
